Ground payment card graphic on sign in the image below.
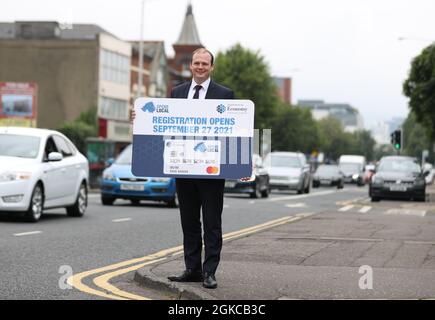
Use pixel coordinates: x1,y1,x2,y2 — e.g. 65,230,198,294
132,98,255,179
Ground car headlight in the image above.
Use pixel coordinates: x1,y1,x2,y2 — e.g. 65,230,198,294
151,178,171,182
352,174,359,180
102,171,116,181
0,171,32,182
371,175,383,185
289,177,300,183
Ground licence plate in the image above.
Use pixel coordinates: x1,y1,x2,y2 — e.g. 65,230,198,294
321,179,331,184
225,181,236,188
390,185,407,192
120,184,145,191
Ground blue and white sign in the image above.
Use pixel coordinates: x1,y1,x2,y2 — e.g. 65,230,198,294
132,98,255,179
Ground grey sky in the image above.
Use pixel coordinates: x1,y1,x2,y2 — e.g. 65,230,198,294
2,0,435,128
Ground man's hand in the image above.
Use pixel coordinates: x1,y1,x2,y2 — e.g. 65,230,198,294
129,108,136,124
239,177,252,182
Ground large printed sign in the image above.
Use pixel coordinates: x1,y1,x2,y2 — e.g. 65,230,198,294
0,82,38,127
132,98,255,179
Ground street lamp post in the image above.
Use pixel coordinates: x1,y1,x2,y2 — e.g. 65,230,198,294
137,0,145,99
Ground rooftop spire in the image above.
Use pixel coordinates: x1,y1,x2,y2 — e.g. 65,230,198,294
174,3,201,46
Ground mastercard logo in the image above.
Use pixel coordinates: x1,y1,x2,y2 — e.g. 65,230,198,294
206,166,219,174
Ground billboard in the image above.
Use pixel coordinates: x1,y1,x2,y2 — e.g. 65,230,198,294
0,82,38,127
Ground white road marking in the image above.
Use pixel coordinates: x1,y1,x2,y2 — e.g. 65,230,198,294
269,190,337,202
112,218,132,223
285,203,307,208
339,205,354,212
384,209,426,217
249,201,255,204
359,206,372,213
14,231,42,237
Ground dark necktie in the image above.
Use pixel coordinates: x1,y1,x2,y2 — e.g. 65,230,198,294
193,85,202,99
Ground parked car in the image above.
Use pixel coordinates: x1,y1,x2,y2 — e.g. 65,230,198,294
312,164,344,189
369,156,427,202
224,154,270,198
100,144,178,207
338,154,366,186
263,151,311,194
0,127,89,222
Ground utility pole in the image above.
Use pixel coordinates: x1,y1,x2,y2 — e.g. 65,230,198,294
137,0,145,99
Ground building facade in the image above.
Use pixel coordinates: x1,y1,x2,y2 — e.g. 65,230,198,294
298,99,364,133
0,21,132,145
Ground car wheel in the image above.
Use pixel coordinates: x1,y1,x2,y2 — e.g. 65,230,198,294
67,182,87,217
101,195,115,205
24,183,44,222
167,193,179,208
250,182,262,198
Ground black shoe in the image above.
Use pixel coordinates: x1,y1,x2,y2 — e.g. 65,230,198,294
167,269,203,282
203,272,217,289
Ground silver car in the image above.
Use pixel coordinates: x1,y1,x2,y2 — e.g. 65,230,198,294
264,151,311,194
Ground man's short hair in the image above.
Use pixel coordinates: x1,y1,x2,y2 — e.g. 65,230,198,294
191,48,214,66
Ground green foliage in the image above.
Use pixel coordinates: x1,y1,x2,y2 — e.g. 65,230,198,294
403,44,435,139
351,130,376,161
213,44,280,129
402,111,433,163
57,107,98,154
271,104,320,153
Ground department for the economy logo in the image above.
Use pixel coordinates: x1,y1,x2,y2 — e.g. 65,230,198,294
216,104,226,114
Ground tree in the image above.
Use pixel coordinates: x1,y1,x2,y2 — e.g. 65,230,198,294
402,111,433,163
271,104,320,153
403,44,435,139
213,44,280,129
351,130,376,162
57,107,98,154
317,117,355,161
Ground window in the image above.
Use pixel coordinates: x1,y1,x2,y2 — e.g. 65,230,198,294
53,135,73,157
99,49,130,85
99,97,128,120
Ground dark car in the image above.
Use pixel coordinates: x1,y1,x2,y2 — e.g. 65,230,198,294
312,164,344,189
339,162,365,186
224,154,270,198
369,156,427,202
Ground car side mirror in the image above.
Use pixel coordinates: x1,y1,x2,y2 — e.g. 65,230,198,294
48,152,63,162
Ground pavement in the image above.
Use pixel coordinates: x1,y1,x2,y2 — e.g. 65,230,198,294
134,185,435,300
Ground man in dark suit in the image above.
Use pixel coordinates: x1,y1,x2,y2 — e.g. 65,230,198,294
166,48,234,289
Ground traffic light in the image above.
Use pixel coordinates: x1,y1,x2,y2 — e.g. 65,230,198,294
390,129,402,151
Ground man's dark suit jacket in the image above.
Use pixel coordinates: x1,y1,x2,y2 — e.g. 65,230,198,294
170,79,234,274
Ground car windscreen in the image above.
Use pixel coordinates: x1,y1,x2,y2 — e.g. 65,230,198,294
317,166,339,174
0,134,40,159
339,163,361,173
115,145,132,164
378,159,421,173
267,155,301,168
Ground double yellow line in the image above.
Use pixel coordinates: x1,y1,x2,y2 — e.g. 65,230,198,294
68,214,311,300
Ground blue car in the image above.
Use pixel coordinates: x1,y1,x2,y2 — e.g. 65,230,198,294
100,144,178,207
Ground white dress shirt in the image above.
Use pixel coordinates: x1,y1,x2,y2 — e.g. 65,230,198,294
187,78,211,100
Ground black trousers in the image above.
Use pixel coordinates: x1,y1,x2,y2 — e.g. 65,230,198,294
175,178,225,274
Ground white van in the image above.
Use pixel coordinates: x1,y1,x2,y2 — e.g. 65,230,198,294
338,155,366,186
